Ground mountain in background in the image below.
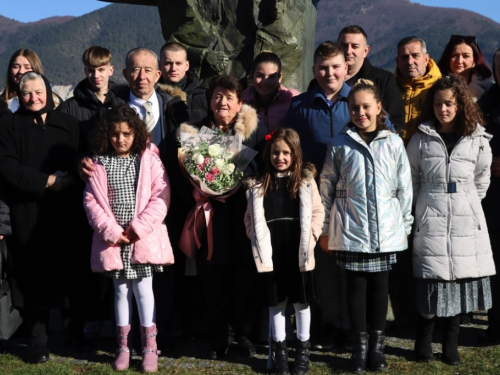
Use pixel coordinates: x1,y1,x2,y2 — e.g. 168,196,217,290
316,0,500,71
0,0,499,91
0,4,163,89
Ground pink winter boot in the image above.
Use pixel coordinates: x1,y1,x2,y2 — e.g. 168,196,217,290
114,325,131,371
140,324,161,372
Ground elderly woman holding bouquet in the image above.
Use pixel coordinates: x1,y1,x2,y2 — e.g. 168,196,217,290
178,75,266,359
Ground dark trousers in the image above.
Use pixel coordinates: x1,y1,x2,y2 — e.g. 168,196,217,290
346,270,390,332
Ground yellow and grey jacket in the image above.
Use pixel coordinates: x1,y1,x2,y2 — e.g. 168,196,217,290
396,59,441,145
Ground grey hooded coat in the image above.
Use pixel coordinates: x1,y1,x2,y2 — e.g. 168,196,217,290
407,121,495,280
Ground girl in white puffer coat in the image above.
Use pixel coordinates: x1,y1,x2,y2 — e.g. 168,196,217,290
320,80,413,374
244,128,324,375
407,74,494,366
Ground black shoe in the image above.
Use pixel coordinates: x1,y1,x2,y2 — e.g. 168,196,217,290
235,335,256,357
367,330,388,372
293,340,310,375
272,340,290,375
442,315,461,365
27,345,50,364
350,332,368,374
414,315,435,362
478,329,500,345
208,340,229,360
311,324,336,351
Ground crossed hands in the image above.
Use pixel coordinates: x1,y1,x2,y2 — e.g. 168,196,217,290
116,227,139,245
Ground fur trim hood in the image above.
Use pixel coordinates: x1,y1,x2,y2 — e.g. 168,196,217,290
110,83,186,101
157,83,187,102
179,103,258,141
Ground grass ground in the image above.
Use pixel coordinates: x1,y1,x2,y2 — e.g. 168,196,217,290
1,312,499,374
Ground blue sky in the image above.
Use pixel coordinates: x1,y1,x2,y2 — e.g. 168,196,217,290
0,0,499,24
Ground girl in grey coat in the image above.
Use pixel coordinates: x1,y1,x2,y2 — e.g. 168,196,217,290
407,74,494,365
320,81,413,373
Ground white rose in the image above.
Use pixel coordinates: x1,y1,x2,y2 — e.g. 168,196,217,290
225,163,235,174
225,150,234,159
208,144,223,158
193,153,205,165
214,159,225,169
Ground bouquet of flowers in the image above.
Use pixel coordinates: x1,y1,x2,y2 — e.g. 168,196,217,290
178,126,257,260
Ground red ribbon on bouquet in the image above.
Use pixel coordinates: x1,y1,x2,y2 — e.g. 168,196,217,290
178,187,238,261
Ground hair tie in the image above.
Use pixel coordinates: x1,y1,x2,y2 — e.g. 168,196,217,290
265,130,276,141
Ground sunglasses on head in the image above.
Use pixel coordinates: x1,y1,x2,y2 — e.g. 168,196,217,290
449,34,477,44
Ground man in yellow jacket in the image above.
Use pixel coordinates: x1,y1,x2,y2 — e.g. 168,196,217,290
395,36,442,145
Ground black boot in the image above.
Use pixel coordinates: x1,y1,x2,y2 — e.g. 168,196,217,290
414,314,435,362
293,340,310,375
350,332,368,374
368,330,388,371
272,340,290,375
236,335,256,357
442,315,461,365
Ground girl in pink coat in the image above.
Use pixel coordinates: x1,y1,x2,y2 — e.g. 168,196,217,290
83,105,173,372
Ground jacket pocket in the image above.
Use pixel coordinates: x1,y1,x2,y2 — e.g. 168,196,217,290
130,225,174,265
468,201,482,231
415,205,429,234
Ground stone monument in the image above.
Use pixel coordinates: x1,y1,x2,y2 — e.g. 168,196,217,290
101,0,319,91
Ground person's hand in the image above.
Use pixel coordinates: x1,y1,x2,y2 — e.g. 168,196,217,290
205,50,229,72
0,235,4,240
46,170,74,192
116,233,130,245
123,227,139,243
491,157,500,178
79,157,95,182
319,235,330,253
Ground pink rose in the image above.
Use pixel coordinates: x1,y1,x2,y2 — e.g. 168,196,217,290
212,167,219,175
206,172,214,182
204,157,211,164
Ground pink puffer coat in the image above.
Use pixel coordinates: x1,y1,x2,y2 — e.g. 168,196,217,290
84,144,174,272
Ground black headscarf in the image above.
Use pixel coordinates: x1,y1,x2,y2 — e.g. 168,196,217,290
16,72,55,126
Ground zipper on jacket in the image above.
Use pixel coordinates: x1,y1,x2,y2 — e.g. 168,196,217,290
349,130,389,252
429,131,464,280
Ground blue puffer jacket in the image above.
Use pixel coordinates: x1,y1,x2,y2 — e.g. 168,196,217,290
320,125,413,253
284,84,351,172
284,83,395,173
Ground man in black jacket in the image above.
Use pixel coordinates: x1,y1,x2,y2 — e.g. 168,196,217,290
159,42,209,124
337,25,405,133
58,46,119,350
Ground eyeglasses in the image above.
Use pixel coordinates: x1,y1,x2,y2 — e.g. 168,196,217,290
449,34,478,44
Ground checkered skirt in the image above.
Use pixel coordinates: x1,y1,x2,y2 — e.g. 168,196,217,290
336,251,396,272
99,153,163,279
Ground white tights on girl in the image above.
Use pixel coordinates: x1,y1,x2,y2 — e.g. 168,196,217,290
113,277,156,327
269,298,311,342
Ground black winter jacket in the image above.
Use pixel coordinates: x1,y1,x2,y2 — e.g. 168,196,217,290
479,84,500,227
58,79,122,153
159,71,209,124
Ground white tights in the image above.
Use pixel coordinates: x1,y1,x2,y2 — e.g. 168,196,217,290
269,299,310,342
113,277,156,327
